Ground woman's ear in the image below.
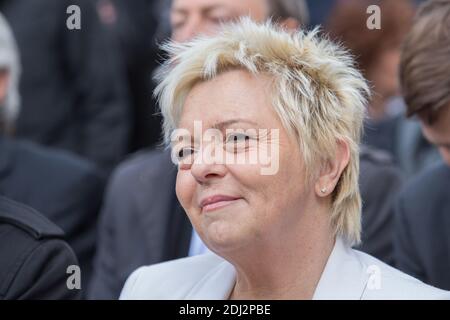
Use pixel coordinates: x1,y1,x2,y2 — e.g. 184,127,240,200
315,140,350,197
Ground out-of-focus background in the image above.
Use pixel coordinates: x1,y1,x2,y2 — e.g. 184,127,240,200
1,0,449,300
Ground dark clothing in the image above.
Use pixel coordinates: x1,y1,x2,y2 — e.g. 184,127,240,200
357,146,403,265
363,116,440,179
0,196,80,299
363,117,399,158
88,146,402,299
87,149,190,299
306,0,336,27
0,0,131,171
394,162,450,290
0,136,105,289
105,0,165,150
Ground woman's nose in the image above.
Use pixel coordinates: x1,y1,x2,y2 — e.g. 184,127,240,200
190,143,227,184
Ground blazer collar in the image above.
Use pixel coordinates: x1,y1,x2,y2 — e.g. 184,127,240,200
185,237,369,300
312,237,369,299
185,258,236,300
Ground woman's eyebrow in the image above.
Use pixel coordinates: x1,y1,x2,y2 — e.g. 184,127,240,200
211,119,258,131
172,119,259,142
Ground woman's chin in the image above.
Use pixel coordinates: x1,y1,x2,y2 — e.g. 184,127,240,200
202,221,249,254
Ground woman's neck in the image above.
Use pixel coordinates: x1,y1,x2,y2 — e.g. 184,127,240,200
227,225,336,300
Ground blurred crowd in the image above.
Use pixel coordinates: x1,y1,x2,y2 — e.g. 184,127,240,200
0,0,449,299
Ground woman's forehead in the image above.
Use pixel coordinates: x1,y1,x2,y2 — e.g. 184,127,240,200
178,70,275,127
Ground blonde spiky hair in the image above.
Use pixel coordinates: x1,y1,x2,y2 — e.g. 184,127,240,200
155,18,369,245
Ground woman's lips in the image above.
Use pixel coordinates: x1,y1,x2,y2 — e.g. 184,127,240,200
199,195,242,213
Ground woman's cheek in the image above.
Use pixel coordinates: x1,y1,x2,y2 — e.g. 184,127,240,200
176,170,195,210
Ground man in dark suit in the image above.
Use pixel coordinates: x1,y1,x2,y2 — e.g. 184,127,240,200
394,0,450,290
87,149,190,299
0,13,105,293
100,0,168,151
357,146,404,264
0,137,105,289
0,196,81,299
395,163,450,290
0,0,131,171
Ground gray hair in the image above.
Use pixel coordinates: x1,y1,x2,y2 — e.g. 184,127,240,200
0,13,21,134
268,0,310,26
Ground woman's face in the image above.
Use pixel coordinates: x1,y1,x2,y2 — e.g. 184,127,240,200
175,69,316,255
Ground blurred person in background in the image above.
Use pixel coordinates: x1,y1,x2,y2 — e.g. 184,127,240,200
327,0,414,121
326,0,440,178
0,0,131,173
0,196,80,299
394,0,450,290
95,0,168,151
305,0,336,28
0,12,105,294
89,0,402,299
169,0,308,43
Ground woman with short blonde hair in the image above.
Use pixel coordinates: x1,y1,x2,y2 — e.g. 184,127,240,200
121,19,450,300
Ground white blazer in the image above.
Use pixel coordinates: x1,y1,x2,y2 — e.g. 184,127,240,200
119,237,450,300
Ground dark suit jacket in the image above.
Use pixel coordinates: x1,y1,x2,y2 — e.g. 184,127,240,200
363,116,440,178
88,146,402,299
394,162,450,290
357,145,404,265
0,196,80,299
108,0,165,150
0,136,105,290
0,0,130,170
88,149,191,299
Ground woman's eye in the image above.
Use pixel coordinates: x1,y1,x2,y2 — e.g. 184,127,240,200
227,133,250,143
225,133,253,153
177,147,194,159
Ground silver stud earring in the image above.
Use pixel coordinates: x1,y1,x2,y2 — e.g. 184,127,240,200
320,187,327,194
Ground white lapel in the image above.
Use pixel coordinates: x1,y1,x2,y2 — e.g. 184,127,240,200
184,237,369,300
313,237,369,300
185,258,236,299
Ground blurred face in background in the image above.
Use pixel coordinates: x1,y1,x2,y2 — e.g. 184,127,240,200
0,69,8,103
324,0,414,120
0,69,10,134
367,47,402,102
170,0,269,42
419,103,450,166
